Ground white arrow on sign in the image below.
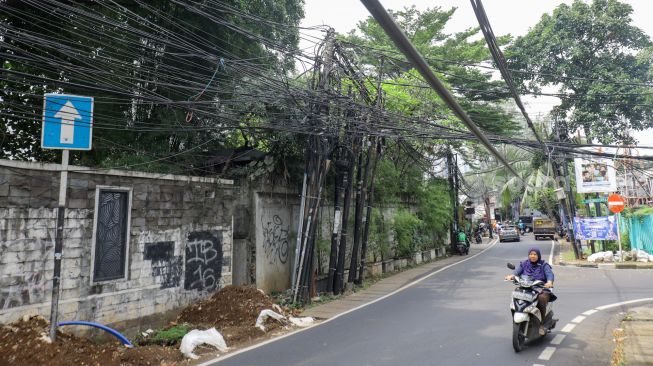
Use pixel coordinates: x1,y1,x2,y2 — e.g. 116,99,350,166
53,101,81,144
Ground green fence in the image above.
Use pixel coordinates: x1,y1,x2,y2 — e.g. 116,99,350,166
625,215,653,254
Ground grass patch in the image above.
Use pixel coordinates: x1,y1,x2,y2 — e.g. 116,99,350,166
145,324,190,346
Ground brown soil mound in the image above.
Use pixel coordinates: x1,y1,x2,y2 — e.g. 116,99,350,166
0,316,184,366
177,285,276,327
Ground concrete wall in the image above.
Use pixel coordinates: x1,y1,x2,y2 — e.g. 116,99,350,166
0,160,234,328
254,192,299,293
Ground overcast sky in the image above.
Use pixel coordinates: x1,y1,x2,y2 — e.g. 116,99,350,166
300,0,653,146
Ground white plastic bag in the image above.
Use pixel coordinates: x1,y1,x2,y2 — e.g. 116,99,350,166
637,250,650,262
603,251,614,262
255,309,286,331
180,328,229,359
288,316,314,327
587,252,602,263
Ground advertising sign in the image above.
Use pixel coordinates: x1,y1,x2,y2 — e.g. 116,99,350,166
573,216,618,240
574,158,617,193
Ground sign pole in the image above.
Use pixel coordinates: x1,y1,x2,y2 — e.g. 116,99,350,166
616,213,623,262
49,149,69,341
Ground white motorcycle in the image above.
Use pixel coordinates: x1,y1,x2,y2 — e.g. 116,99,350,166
506,263,558,352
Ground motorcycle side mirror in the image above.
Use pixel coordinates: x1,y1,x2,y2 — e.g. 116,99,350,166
507,263,515,270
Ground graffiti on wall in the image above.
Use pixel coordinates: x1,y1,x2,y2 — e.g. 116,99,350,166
184,231,223,292
260,215,289,265
0,272,47,310
144,241,183,289
0,233,52,310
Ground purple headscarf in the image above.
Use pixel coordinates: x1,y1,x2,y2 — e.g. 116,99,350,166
519,247,547,281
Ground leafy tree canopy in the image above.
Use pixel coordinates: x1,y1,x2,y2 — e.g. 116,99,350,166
341,6,520,136
506,0,653,144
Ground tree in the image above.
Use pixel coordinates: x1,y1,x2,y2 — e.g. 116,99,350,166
0,0,305,171
506,0,653,144
341,6,520,136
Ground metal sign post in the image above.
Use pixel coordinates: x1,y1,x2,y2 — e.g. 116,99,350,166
616,213,623,262
41,93,93,341
49,149,68,340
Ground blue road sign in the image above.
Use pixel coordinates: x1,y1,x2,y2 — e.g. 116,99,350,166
42,94,94,150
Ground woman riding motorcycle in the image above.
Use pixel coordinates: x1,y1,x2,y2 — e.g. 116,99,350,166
504,247,555,336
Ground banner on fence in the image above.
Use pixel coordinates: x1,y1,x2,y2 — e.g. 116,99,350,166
573,216,618,240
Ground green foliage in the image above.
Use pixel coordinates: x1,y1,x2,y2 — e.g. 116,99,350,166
506,0,653,144
533,188,561,222
630,206,653,217
1,0,305,171
146,325,189,346
393,209,422,258
367,208,391,262
416,179,452,246
341,6,520,136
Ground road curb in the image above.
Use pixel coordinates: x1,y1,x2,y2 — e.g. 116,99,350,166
558,261,653,269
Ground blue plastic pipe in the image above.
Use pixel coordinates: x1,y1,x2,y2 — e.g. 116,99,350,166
57,321,134,347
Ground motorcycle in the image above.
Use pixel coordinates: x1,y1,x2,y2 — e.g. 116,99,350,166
506,263,557,352
456,241,469,255
474,231,483,244
557,225,567,240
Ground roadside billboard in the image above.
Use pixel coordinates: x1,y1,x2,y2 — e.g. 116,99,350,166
574,158,617,193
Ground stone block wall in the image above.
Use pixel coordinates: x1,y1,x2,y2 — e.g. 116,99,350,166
0,160,234,328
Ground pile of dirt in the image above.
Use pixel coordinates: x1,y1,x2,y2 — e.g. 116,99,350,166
0,286,288,365
176,285,291,345
0,316,184,366
178,285,276,327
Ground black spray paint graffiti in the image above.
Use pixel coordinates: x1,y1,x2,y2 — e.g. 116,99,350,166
144,241,183,289
260,215,289,265
184,231,223,292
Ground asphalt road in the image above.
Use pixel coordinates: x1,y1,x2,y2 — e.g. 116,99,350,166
207,235,653,366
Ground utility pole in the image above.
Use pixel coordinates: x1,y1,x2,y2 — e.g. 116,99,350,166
447,150,459,251
553,120,581,259
358,138,383,284
293,29,336,303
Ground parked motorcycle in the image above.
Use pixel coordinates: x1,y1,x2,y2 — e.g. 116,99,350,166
506,263,557,352
474,231,482,244
456,241,469,255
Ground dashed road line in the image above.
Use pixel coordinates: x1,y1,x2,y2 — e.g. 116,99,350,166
550,334,566,345
560,323,576,333
535,297,653,366
571,315,586,324
538,346,557,361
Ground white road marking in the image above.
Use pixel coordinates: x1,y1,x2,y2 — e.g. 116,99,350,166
596,298,653,311
542,297,653,365
538,346,557,361
560,323,576,333
197,240,501,365
533,364,546,366
550,334,566,345
571,315,586,324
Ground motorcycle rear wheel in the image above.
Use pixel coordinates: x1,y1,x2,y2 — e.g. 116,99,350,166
512,322,526,352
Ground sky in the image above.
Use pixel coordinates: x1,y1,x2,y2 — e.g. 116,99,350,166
299,0,653,146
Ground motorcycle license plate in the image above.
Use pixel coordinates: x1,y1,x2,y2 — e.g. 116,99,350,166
512,291,537,301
